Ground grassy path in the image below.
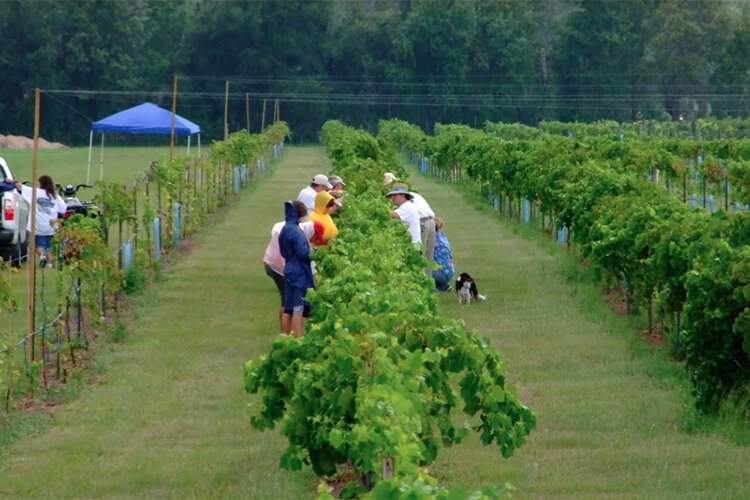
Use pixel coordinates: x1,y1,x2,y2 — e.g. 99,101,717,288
0,146,748,497
0,147,325,497
409,169,750,497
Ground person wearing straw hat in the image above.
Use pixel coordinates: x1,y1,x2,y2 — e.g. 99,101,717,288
384,171,436,273
387,183,421,245
298,174,332,215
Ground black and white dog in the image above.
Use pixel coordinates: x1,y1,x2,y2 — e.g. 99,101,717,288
455,272,486,304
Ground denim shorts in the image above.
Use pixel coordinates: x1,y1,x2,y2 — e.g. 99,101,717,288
283,284,311,317
35,234,53,251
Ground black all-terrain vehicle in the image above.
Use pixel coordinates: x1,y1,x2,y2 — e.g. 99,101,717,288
57,183,107,240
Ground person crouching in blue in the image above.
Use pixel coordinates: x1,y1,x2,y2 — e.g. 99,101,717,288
278,199,315,337
433,216,455,292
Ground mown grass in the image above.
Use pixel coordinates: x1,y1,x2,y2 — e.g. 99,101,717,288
0,147,320,497
1,146,178,388
1,146,174,187
407,166,750,497
0,146,748,497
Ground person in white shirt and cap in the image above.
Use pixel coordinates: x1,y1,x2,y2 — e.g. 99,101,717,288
387,183,421,246
328,175,346,213
298,174,332,215
383,172,398,185
410,190,436,275
384,172,436,276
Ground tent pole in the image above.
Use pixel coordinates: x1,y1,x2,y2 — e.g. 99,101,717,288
86,130,94,184
187,135,191,157
198,134,201,158
99,133,105,180
170,75,178,162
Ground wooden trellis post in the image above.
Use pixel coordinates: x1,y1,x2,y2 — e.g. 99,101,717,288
27,87,41,364
224,81,230,140
261,99,267,131
246,93,251,133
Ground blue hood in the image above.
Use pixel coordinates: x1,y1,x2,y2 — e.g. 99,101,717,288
279,200,314,290
284,200,300,224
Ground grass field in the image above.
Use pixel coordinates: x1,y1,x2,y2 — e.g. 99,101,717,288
1,146,181,386
0,146,748,497
1,146,176,188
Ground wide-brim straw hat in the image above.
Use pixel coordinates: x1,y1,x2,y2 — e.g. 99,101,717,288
386,183,412,198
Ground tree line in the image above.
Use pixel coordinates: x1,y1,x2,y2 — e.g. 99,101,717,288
1,0,749,144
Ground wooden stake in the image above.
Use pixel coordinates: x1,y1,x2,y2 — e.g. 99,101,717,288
28,88,41,364
261,99,267,131
169,75,178,161
246,93,251,133
224,80,230,140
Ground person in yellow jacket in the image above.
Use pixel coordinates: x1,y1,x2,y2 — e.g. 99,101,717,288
308,190,339,247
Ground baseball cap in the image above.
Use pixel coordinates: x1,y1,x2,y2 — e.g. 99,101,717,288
383,172,399,185
328,175,345,187
312,174,332,189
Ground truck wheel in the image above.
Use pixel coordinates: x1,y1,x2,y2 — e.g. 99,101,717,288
10,242,24,268
6,240,23,268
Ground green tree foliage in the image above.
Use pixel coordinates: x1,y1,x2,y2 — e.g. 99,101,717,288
1,0,750,142
645,0,734,120
552,0,657,121
181,0,333,139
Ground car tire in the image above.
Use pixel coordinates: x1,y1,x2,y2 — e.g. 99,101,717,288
10,240,24,268
0,240,23,268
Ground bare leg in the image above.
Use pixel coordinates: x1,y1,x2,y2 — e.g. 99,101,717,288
281,309,294,333
290,314,305,338
281,312,292,334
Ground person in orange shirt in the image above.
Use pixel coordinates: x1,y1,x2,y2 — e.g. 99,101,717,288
307,191,339,247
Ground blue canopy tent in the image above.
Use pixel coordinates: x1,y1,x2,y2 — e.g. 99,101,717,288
87,102,202,182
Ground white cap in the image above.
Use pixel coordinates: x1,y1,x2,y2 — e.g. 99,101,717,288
312,174,332,189
383,172,398,185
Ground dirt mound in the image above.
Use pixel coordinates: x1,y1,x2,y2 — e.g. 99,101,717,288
0,134,66,149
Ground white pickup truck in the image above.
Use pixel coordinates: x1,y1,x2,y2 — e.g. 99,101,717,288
0,157,30,266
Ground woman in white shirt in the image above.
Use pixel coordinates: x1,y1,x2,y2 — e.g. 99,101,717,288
17,175,67,268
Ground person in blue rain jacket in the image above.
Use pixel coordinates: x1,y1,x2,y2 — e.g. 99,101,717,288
433,216,455,292
278,199,315,337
